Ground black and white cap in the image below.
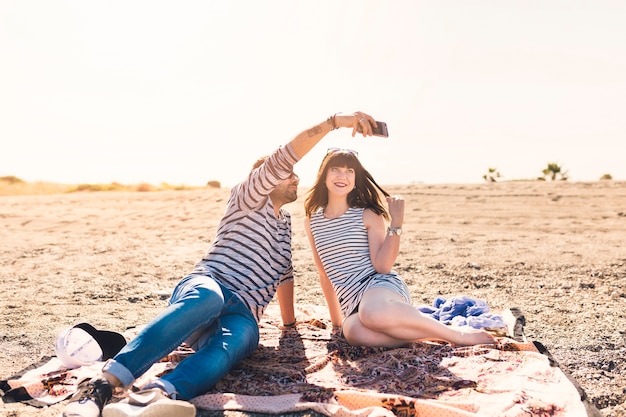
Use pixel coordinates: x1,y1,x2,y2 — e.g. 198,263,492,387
55,322,127,368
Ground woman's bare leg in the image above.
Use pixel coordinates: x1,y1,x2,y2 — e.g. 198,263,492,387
342,288,495,347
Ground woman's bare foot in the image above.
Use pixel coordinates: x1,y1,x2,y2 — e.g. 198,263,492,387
452,327,496,346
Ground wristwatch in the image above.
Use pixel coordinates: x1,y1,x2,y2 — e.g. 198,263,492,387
387,227,402,236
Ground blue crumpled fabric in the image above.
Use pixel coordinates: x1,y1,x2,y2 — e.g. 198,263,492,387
417,295,506,329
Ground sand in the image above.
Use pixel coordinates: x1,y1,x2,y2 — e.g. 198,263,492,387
1,181,625,416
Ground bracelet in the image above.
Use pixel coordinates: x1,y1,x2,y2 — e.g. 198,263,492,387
283,321,296,328
326,113,339,130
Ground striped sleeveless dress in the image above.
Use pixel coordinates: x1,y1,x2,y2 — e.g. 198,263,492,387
309,207,411,318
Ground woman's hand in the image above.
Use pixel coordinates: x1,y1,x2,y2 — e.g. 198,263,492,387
386,195,405,227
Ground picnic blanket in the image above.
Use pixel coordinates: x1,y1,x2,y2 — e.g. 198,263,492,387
1,304,600,417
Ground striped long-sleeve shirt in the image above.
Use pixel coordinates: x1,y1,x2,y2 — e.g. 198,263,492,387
191,144,299,322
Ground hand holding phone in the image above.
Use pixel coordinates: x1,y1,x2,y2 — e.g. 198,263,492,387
357,120,389,138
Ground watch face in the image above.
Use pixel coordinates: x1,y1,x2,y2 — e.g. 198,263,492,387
389,227,402,236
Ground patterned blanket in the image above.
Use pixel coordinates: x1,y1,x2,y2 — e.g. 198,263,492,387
1,305,597,417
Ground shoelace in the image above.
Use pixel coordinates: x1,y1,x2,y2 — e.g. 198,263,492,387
77,380,107,402
77,382,97,401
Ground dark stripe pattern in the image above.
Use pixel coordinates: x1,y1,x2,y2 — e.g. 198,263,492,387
309,207,410,318
192,145,298,322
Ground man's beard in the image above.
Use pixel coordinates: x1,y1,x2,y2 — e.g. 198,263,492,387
284,189,297,204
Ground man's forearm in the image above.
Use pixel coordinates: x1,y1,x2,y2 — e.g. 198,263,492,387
276,280,295,325
289,113,367,159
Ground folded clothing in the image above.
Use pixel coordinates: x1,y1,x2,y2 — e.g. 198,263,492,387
418,295,506,329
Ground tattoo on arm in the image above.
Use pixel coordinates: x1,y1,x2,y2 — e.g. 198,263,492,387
307,125,322,137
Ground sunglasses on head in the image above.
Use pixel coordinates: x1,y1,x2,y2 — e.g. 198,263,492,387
326,147,359,157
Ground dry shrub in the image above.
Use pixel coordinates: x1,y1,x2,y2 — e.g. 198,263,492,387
136,183,154,192
0,179,70,196
0,175,24,184
0,179,212,195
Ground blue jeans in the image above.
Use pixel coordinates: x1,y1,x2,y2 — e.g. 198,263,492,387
103,274,259,400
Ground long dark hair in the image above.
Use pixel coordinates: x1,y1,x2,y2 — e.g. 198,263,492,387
304,151,390,219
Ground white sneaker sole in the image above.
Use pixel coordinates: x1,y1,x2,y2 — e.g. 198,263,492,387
102,398,196,417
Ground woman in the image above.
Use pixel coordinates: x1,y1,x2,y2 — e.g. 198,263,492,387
304,133,495,348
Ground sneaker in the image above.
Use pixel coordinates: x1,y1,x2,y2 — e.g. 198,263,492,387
62,377,113,417
102,387,195,417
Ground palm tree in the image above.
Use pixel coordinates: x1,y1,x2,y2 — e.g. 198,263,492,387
542,163,568,181
483,168,501,182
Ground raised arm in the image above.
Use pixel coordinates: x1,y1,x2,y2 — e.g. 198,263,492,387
365,195,405,273
289,112,378,159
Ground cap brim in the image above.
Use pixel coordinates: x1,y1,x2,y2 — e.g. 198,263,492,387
74,322,127,360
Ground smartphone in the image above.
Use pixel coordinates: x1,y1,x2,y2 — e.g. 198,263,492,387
357,121,388,138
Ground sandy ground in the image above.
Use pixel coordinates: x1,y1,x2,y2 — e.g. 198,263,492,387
1,181,625,417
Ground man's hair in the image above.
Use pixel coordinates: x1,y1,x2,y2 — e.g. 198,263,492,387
251,155,269,172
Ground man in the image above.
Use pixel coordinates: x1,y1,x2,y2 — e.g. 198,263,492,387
62,111,379,417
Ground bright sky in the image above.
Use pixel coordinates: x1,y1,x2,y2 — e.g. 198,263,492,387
2,1,625,187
